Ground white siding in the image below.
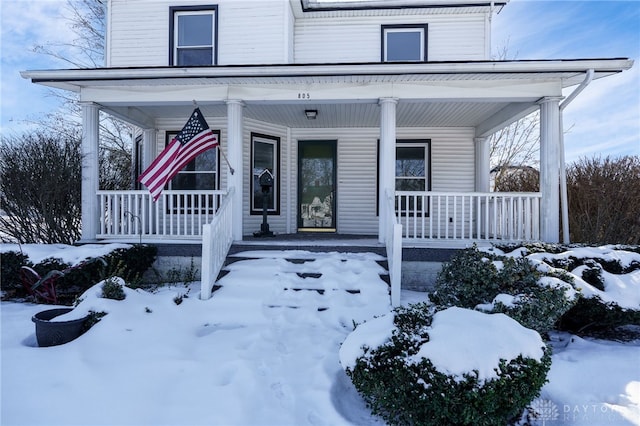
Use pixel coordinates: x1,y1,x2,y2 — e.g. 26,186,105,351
108,0,291,67
108,1,488,67
217,1,289,65
294,13,487,64
425,127,476,192
289,127,474,235
241,119,290,235
147,116,473,236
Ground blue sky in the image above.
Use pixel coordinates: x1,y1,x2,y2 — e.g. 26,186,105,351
1,0,638,163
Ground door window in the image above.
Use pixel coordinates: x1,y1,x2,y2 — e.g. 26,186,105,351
298,141,337,230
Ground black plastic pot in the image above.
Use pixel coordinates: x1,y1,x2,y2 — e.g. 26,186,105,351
32,308,90,347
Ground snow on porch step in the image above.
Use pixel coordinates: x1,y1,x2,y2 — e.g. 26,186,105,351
215,250,390,313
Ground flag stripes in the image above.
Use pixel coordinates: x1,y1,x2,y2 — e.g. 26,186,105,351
138,108,219,201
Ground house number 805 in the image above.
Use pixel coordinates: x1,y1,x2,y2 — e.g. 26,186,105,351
297,93,311,99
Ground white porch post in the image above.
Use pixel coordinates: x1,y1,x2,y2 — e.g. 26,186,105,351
474,137,490,192
226,100,244,240
79,102,100,242
539,97,562,243
378,98,398,243
142,128,156,169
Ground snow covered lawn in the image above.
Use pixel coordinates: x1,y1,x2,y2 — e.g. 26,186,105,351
1,244,639,425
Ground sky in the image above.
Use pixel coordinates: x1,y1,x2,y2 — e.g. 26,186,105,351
0,0,638,163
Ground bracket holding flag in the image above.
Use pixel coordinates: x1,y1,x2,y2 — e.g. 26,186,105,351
138,106,233,202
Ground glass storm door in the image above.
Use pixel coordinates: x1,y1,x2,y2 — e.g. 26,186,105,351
298,141,337,231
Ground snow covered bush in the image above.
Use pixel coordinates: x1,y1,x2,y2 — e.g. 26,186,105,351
496,244,640,339
0,244,157,304
341,305,551,426
101,277,126,300
431,247,577,335
0,251,30,298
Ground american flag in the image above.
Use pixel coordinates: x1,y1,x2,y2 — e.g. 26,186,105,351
138,108,218,202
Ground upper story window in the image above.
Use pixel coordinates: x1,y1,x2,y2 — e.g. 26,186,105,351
169,6,218,66
382,24,428,62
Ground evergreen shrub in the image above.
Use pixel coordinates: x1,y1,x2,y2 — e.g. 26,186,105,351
101,277,126,300
0,245,157,304
557,297,640,339
346,304,551,426
491,243,640,339
431,247,577,335
0,251,32,298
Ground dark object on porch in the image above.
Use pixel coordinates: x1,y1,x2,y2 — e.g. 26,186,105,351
32,308,91,347
254,169,275,238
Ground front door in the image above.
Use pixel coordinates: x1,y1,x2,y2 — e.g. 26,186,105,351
298,140,337,232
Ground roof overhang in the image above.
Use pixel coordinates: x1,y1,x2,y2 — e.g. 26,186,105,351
297,0,508,16
22,59,632,92
20,58,633,133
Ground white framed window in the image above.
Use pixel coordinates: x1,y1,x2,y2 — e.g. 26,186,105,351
164,129,220,213
377,139,431,216
395,140,431,214
251,133,280,215
166,130,220,191
396,142,430,192
382,24,428,62
170,6,218,66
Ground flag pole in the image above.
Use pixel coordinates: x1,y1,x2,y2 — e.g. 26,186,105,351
193,100,235,175
218,146,235,175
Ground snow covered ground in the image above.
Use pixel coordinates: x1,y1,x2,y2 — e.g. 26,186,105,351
1,244,639,425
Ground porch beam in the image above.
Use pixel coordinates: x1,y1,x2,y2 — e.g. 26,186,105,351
475,101,539,138
226,99,244,240
99,105,156,129
538,96,563,243
474,137,490,192
79,102,100,243
378,97,398,243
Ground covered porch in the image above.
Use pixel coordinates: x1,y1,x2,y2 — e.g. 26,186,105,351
22,59,633,303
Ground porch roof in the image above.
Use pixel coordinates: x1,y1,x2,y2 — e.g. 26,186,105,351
21,58,633,134
23,59,631,91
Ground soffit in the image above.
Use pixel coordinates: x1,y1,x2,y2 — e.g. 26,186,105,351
106,100,510,129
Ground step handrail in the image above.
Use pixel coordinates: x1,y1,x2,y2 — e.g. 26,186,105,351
200,187,235,300
386,189,402,307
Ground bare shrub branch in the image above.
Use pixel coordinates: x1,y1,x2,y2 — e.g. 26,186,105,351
0,131,82,244
567,156,640,245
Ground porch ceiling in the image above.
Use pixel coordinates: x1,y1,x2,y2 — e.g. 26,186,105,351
115,100,512,129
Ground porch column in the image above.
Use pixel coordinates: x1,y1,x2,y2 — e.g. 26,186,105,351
79,102,100,242
142,128,156,169
226,99,244,240
378,97,398,243
474,137,490,192
538,97,562,243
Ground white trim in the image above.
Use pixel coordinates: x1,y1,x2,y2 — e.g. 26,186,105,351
173,10,216,66
383,27,425,62
21,59,633,88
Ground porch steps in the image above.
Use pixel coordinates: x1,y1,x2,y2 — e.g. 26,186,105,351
213,245,391,312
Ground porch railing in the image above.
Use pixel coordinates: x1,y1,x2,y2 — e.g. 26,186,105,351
200,188,234,300
96,190,226,239
385,189,403,307
395,191,541,242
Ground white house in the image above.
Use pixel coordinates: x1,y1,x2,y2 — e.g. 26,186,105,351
22,0,633,301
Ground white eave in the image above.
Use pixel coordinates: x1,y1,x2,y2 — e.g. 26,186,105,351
21,59,633,93
295,0,508,16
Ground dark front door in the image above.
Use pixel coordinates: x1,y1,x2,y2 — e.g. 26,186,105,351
298,140,337,231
